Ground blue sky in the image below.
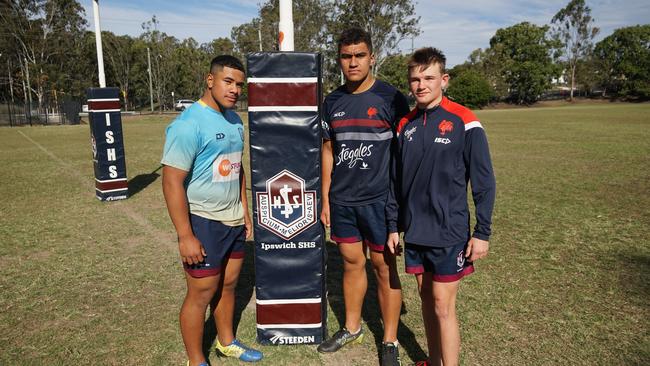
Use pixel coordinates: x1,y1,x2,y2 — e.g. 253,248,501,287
83,0,650,66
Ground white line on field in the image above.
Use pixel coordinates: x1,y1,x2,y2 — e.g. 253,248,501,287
16,129,174,244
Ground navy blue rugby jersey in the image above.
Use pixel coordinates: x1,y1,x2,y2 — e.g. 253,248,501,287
388,96,496,247
322,80,410,206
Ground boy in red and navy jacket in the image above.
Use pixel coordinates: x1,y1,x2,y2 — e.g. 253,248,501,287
387,47,496,366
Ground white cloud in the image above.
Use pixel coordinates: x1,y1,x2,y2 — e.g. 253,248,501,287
83,1,256,43
408,0,650,66
84,1,650,64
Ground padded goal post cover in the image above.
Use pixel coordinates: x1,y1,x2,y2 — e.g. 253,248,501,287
87,87,128,201
247,52,327,345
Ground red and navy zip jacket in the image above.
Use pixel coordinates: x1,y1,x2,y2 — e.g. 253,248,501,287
322,80,410,208
387,96,496,247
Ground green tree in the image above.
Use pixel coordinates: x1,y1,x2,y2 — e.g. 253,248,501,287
593,25,650,99
376,53,409,96
464,46,509,101
204,38,234,56
550,0,599,100
329,0,420,74
141,16,179,111
490,22,559,104
447,68,493,109
103,32,139,110
231,0,330,55
173,38,209,101
231,0,332,86
0,0,88,113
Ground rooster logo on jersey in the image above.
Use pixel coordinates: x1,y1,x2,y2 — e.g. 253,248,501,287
367,107,378,119
438,120,454,135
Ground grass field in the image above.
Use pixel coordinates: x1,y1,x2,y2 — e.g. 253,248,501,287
0,103,648,365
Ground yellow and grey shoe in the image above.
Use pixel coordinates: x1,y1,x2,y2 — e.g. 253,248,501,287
215,338,263,362
186,361,209,366
317,326,364,353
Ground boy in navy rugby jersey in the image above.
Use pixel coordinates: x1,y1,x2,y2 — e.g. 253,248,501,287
318,28,409,366
387,47,496,366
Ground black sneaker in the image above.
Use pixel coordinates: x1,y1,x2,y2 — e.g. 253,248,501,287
381,341,401,366
316,327,364,353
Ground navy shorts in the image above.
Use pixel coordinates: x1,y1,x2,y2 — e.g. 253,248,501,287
330,201,388,252
405,242,474,282
184,214,245,278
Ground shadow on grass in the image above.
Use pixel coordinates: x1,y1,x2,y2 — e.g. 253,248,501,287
128,165,162,197
200,240,256,362
618,252,650,306
325,242,426,364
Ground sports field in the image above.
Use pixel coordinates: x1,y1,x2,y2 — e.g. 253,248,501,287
0,103,648,365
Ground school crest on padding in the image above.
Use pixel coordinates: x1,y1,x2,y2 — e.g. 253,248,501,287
256,169,317,239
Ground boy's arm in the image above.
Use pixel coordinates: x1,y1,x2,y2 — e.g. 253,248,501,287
320,139,333,228
463,126,496,262
240,168,252,239
162,165,206,265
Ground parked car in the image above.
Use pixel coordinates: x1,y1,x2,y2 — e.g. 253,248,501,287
174,99,195,111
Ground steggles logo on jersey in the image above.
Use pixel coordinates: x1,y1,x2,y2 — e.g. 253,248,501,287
438,120,454,135
257,169,317,240
404,126,417,142
367,107,378,118
336,143,373,169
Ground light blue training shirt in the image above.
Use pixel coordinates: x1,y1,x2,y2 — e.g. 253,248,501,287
161,99,245,226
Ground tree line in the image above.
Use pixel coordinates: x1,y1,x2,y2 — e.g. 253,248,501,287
444,1,650,107
1,0,648,115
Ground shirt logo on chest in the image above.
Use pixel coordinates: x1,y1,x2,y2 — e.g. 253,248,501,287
438,120,454,135
333,111,346,118
404,126,417,142
215,133,225,140
336,143,374,169
435,120,454,144
367,107,378,118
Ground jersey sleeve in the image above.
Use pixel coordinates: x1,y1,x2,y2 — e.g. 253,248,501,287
386,133,401,233
321,98,332,141
392,91,411,126
463,124,496,241
161,120,199,171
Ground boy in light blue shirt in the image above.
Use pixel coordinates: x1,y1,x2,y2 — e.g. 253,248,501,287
162,55,262,365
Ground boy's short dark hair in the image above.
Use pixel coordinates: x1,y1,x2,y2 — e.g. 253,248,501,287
210,55,245,74
337,27,373,54
408,47,446,74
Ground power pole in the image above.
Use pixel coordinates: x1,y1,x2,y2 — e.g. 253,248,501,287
8,60,14,103
7,60,14,127
24,58,32,125
258,21,263,51
147,47,154,112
